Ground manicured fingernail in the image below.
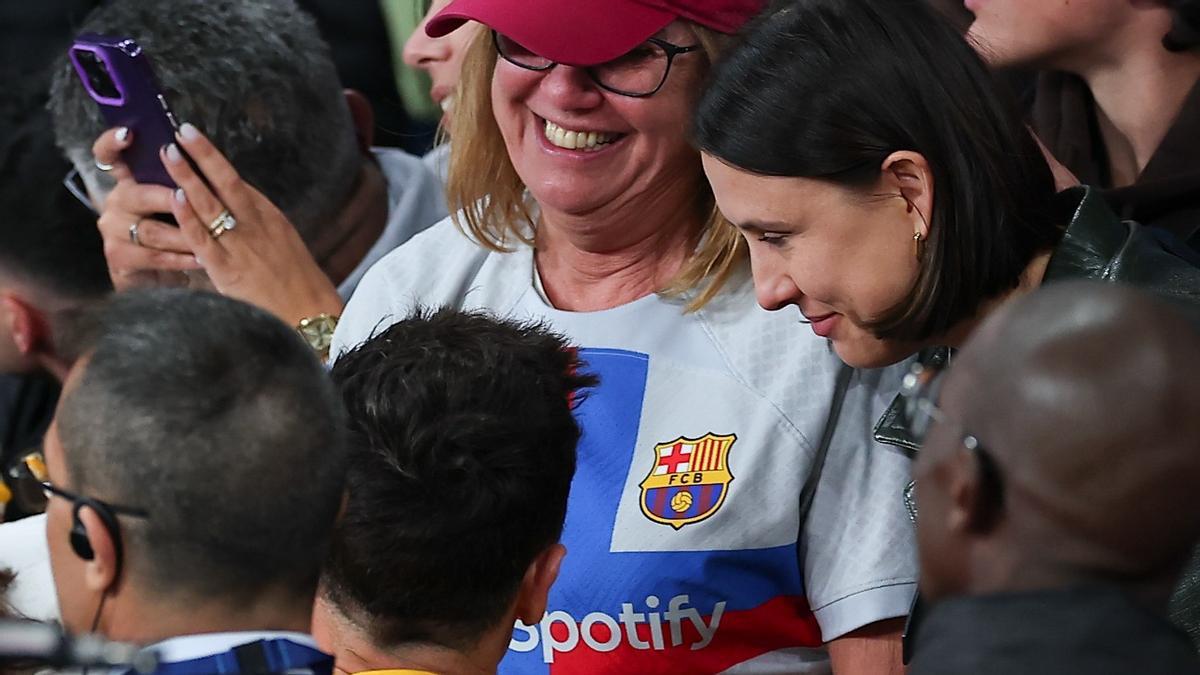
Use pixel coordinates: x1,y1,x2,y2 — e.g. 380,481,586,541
165,143,182,163
174,188,187,204
115,127,130,142
179,123,200,140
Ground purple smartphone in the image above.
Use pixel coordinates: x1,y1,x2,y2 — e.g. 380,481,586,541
69,34,180,187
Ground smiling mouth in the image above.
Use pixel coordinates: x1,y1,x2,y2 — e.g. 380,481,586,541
542,119,624,151
800,311,836,324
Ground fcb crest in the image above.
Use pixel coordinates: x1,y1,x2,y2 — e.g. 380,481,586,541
639,433,736,530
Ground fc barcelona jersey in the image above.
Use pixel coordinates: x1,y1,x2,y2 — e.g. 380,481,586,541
335,217,918,674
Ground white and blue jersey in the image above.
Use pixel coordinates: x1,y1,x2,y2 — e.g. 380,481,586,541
334,217,918,674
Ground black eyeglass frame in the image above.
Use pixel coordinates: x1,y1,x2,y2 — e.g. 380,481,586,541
899,361,1005,522
41,480,150,519
492,30,701,98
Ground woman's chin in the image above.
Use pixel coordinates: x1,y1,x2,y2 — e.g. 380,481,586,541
831,335,915,370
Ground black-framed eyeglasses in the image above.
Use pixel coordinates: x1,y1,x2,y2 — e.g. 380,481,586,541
40,469,149,519
493,31,701,98
899,361,1005,522
63,167,100,215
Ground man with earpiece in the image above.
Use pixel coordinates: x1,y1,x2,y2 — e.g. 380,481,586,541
39,288,347,674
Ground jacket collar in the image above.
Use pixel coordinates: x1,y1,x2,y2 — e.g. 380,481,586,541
1042,185,1134,283
1033,74,1200,243
873,347,949,454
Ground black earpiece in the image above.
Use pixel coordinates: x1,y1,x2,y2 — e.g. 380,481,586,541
69,497,123,574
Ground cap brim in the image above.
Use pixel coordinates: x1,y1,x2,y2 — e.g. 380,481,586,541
427,0,676,67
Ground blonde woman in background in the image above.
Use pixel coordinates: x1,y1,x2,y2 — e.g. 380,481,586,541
396,0,479,182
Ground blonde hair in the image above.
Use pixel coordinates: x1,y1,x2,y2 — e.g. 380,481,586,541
444,25,745,310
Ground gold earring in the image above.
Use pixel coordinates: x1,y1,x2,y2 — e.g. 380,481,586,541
913,231,925,259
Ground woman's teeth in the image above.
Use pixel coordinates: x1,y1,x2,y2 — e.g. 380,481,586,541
543,120,618,151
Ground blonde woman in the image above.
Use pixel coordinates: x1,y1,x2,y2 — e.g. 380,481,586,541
153,1,916,672
400,0,479,182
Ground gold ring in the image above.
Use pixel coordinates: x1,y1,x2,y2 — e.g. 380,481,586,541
207,210,236,239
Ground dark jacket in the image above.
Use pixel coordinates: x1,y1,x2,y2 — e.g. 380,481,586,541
879,186,1200,647
1033,73,1200,252
877,185,1200,453
909,586,1200,675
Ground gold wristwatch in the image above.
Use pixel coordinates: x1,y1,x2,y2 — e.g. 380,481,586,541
297,313,339,362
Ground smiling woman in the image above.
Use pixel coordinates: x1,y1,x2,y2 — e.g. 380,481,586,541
330,1,920,673
696,0,1200,656
694,0,1064,369
695,0,1200,366
442,11,740,308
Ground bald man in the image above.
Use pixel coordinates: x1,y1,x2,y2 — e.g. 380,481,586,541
908,281,1200,674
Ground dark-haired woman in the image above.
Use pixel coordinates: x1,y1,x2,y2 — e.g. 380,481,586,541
695,0,1200,369
969,0,1200,253
693,0,1200,652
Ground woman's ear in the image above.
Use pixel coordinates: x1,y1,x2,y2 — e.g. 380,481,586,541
881,150,935,239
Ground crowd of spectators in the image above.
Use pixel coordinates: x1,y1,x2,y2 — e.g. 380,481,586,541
1,0,1198,674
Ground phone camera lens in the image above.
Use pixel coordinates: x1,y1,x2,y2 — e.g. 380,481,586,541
73,48,121,100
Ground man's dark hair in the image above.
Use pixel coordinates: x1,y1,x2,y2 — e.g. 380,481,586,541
55,289,346,602
48,0,361,242
0,79,109,300
695,0,1062,342
323,309,597,649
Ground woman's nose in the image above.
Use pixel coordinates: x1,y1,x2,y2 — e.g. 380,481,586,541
751,258,801,312
403,20,447,70
537,64,605,112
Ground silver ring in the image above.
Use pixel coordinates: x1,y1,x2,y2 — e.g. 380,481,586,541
129,220,143,247
95,158,114,172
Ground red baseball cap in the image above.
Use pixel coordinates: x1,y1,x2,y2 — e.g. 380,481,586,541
426,0,767,67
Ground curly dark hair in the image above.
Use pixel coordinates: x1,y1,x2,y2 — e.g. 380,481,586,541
323,308,598,650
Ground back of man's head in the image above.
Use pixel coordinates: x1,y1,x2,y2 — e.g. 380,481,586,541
321,309,596,655
916,281,1200,602
54,289,346,609
0,81,110,303
48,0,361,241
0,80,110,375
